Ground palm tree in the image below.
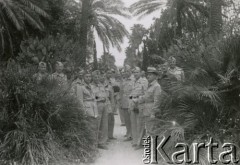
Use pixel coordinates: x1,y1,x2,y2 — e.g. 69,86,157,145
209,0,223,35
0,0,49,57
130,0,209,37
79,0,129,68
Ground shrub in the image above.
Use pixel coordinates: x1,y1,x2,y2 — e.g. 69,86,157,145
153,35,240,163
0,66,97,165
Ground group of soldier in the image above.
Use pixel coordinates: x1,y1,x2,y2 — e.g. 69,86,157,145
33,56,185,151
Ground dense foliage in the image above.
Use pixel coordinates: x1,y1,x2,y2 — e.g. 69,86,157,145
0,66,96,165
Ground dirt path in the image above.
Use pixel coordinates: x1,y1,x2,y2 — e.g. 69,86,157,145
89,114,145,165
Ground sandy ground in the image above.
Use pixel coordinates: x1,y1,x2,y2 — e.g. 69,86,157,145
88,114,145,165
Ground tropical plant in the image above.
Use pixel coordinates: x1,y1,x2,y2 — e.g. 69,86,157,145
0,66,97,165
0,0,49,59
17,35,81,76
151,34,240,164
130,0,209,37
78,0,129,67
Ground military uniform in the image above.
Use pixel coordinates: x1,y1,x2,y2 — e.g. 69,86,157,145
92,82,109,146
33,62,48,83
129,77,148,146
168,67,185,82
120,76,133,139
33,72,49,83
137,79,162,136
105,79,116,139
51,72,68,86
78,81,98,147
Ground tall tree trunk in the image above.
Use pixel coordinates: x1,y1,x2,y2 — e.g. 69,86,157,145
142,41,148,71
176,0,184,37
93,40,98,70
209,0,222,35
78,0,90,68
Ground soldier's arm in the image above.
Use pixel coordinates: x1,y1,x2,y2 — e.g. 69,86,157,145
77,86,84,106
152,85,162,115
181,70,185,82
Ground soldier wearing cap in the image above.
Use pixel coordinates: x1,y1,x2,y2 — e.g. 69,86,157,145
167,56,185,82
133,67,161,149
78,71,98,147
91,70,109,150
129,67,148,148
120,70,133,141
51,61,68,86
33,62,49,83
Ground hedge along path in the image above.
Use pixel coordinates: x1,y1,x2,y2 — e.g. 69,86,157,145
88,115,144,165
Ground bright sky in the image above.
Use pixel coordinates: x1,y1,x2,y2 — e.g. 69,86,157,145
95,0,161,67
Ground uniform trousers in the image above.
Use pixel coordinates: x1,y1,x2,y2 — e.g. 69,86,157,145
119,107,125,125
122,108,131,138
130,110,140,145
108,112,115,138
97,102,108,145
137,115,150,146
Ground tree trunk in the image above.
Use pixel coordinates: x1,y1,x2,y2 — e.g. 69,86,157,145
142,41,148,71
78,0,90,68
93,40,98,70
209,0,222,35
176,0,184,37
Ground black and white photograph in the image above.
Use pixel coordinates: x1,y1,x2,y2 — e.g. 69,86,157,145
0,0,240,165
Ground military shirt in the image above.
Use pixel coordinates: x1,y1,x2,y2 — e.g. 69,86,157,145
51,72,68,86
130,77,148,98
78,82,98,117
71,78,82,97
92,83,108,103
104,80,114,113
138,80,161,116
168,67,185,82
120,78,133,109
33,72,49,83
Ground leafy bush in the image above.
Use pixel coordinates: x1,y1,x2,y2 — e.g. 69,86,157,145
152,35,240,163
0,66,97,165
17,35,80,74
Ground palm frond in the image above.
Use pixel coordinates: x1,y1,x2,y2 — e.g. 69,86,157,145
130,0,164,19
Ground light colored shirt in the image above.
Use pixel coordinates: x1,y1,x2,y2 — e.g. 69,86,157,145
33,72,49,83
105,80,114,113
51,72,68,86
138,80,161,116
168,67,185,82
120,78,133,109
92,83,108,102
78,82,98,117
130,77,148,98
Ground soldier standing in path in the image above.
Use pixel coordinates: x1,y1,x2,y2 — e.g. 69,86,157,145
133,67,162,139
129,67,148,149
120,70,133,141
78,71,99,147
92,71,109,150
105,71,117,140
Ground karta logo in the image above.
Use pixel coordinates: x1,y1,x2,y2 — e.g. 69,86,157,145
142,136,239,164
